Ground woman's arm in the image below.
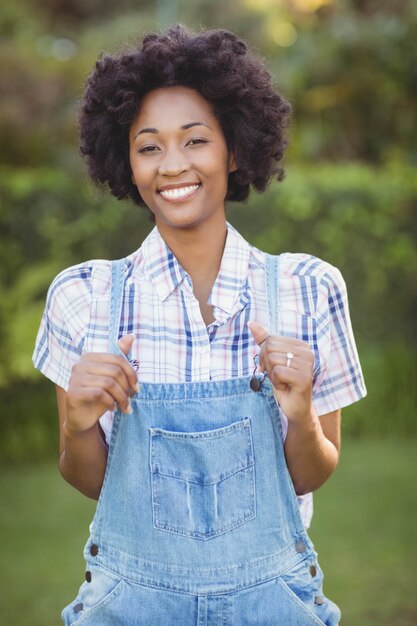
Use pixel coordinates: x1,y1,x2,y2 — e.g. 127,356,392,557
284,408,340,495
57,385,109,499
57,335,138,499
248,321,341,495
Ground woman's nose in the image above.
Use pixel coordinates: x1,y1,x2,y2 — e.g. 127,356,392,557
158,151,191,177
158,162,190,176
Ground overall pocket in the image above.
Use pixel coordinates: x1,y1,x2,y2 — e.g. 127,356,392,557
277,557,341,626
150,418,256,540
61,566,124,625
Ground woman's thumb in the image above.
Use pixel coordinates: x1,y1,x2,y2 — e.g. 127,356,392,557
248,321,269,346
117,334,135,356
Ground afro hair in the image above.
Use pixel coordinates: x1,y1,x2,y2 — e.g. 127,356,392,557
78,25,291,207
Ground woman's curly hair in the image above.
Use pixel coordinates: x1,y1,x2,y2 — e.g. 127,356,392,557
79,25,291,207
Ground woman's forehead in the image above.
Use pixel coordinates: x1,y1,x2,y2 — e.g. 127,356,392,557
132,86,218,130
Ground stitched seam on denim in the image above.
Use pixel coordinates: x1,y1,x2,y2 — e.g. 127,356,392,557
154,462,255,485
91,541,303,576
75,579,125,624
150,418,256,539
150,419,253,480
277,578,325,625
150,417,250,439
131,390,256,404
91,567,307,597
265,253,280,336
130,386,278,405
90,410,123,538
152,513,256,537
109,259,125,353
152,468,256,539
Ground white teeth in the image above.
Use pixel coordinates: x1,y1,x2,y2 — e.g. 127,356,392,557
159,184,200,200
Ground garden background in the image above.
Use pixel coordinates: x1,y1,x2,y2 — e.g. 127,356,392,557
0,0,416,624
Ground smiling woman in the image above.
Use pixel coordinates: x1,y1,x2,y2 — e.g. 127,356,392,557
78,25,290,206
32,24,366,626
129,86,236,240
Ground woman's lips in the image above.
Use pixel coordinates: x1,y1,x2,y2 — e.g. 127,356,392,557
158,184,201,202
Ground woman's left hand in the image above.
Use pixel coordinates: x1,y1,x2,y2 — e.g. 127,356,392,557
248,321,315,424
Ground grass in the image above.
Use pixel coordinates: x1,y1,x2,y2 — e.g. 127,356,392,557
0,439,416,625
309,438,417,625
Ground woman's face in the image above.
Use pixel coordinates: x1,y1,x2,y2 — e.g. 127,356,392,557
129,86,236,235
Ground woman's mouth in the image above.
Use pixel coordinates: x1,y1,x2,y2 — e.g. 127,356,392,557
158,184,201,202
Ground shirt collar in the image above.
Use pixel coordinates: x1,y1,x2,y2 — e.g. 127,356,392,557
140,226,188,301
208,222,251,316
138,222,252,309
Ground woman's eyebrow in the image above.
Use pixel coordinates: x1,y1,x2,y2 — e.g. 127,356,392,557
134,121,211,139
135,127,158,137
181,121,211,131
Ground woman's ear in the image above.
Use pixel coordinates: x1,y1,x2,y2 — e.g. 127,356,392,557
228,151,238,173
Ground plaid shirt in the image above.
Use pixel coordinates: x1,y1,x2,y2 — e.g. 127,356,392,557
33,222,366,527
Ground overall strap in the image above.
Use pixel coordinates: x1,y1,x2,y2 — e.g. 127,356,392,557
265,253,281,336
109,258,126,354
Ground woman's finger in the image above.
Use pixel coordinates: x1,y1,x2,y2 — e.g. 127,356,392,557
118,334,134,356
267,362,313,393
266,351,300,370
78,352,139,392
263,337,312,358
64,386,117,434
263,339,314,369
70,373,132,413
76,362,134,395
248,321,269,346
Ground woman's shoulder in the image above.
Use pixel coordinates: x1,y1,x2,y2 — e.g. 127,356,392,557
264,252,348,319
46,248,142,303
46,259,112,306
277,252,343,285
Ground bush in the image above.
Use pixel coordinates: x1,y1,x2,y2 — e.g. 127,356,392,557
230,161,417,345
0,160,416,462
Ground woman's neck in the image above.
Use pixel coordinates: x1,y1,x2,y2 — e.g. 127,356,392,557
156,216,228,283
156,216,228,324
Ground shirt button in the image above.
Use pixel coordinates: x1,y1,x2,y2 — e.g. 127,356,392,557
309,565,317,577
295,540,306,553
85,570,92,583
74,603,83,613
315,596,325,605
90,544,99,556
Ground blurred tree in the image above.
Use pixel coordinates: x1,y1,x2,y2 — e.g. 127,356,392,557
238,0,417,163
1,0,416,460
2,0,416,167
17,0,149,27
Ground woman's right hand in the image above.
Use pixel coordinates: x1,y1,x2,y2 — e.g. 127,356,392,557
65,334,139,434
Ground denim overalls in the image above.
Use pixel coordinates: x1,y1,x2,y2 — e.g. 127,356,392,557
62,255,341,625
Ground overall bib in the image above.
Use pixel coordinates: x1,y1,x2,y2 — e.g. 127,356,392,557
62,255,341,626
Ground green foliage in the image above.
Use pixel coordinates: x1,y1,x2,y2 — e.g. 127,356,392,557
0,381,57,463
234,0,417,164
0,164,152,387
1,160,416,462
343,343,417,439
1,0,416,461
231,161,417,344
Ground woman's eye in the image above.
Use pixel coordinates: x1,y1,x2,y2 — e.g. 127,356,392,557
138,145,159,154
186,138,208,147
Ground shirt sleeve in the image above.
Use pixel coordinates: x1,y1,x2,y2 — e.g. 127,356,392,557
312,264,367,415
32,264,93,391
